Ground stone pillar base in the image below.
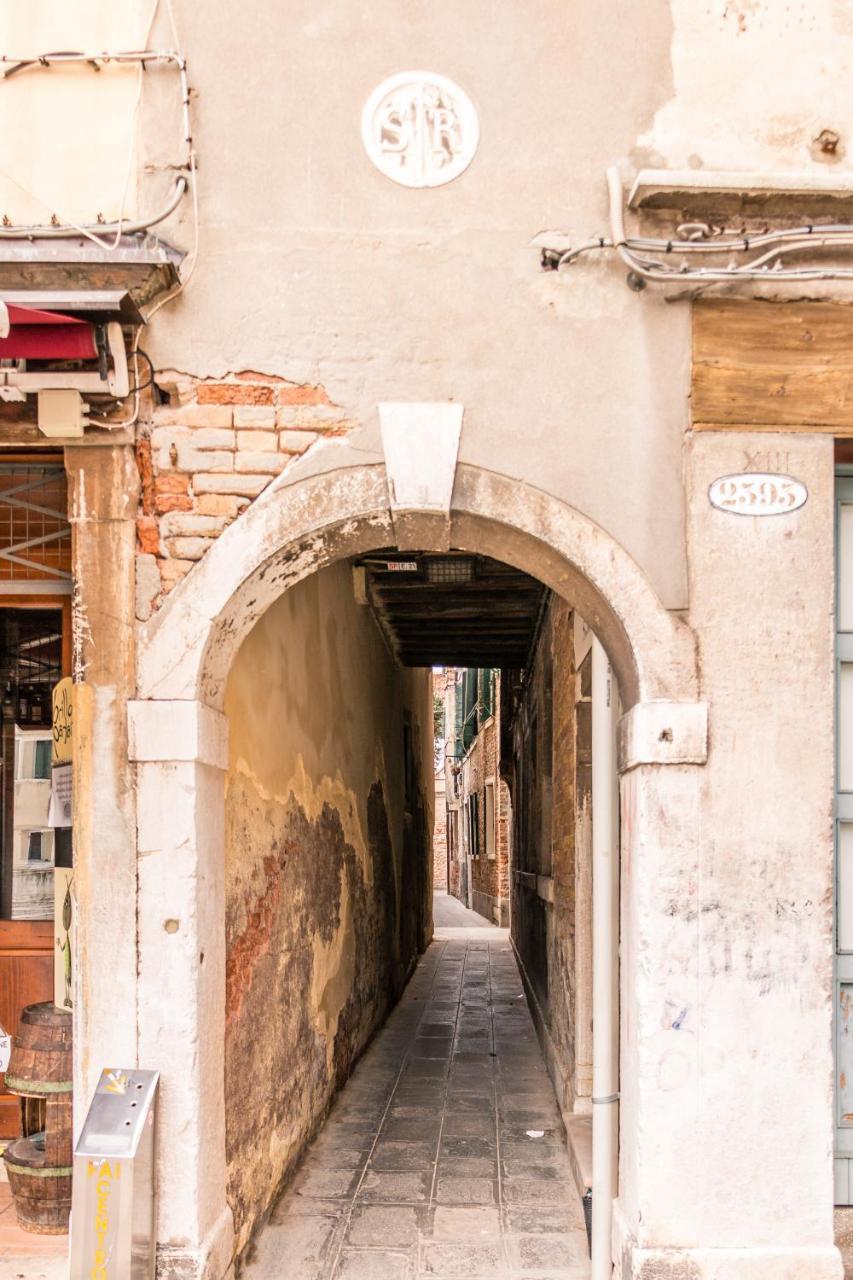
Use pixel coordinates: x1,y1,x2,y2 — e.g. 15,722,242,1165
621,1244,842,1280
156,1206,235,1280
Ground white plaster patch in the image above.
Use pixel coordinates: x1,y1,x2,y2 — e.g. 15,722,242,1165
639,0,853,171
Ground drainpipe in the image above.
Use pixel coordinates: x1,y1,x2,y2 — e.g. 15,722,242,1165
591,637,619,1279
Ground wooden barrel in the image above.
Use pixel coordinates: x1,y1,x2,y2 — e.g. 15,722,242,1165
2,1003,72,1234
3,1135,72,1234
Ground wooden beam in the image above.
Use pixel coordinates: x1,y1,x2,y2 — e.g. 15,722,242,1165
402,648,527,660
692,299,853,433
692,421,841,434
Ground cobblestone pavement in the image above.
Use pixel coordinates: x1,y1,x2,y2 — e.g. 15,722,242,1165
245,931,590,1279
433,890,494,929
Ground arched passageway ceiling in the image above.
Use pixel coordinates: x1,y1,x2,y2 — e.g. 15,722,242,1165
137,462,699,710
358,551,548,668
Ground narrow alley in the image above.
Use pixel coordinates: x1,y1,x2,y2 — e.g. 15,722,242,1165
244,897,589,1280
432,890,494,932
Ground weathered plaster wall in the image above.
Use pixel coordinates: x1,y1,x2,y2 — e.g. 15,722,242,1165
680,430,836,1254
641,2,853,171
132,0,688,610
222,560,432,1256
124,0,853,619
608,429,841,1277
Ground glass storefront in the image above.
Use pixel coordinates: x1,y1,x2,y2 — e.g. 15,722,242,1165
0,609,64,920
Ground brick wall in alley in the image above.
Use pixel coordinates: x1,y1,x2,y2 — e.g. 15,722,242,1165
433,768,448,890
467,712,508,925
134,373,357,620
450,695,509,927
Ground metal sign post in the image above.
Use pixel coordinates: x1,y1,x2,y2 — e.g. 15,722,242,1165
70,1068,159,1280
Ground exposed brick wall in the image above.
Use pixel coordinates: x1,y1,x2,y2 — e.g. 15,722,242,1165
134,373,357,620
433,770,448,889
439,669,510,926
466,712,503,923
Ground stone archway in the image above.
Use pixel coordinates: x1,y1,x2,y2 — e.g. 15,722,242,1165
126,459,707,1280
138,462,699,710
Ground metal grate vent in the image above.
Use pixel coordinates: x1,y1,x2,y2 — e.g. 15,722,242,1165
0,465,70,588
424,558,474,585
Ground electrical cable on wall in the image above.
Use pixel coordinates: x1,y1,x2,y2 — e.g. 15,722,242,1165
0,0,192,247
100,0,200,428
537,167,853,287
1,0,201,430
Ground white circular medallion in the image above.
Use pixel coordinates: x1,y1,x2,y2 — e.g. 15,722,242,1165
361,71,479,189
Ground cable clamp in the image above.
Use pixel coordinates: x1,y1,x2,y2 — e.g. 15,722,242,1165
591,1092,620,1105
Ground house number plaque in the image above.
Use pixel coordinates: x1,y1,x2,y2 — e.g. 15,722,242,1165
361,71,479,188
708,472,808,516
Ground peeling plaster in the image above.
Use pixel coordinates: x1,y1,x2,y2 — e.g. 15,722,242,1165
228,754,373,881
222,560,432,1258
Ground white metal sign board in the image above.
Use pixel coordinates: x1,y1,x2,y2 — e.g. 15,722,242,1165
708,473,808,516
362,72,479,188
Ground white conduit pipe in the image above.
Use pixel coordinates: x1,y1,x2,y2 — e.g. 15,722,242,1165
604,165,853,284
591,637,619,1280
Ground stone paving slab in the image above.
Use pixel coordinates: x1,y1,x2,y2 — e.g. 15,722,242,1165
245,933,590,1279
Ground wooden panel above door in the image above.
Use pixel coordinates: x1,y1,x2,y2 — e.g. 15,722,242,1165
692,299,853,433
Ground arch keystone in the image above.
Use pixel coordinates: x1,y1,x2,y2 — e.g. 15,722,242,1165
379,401,463,549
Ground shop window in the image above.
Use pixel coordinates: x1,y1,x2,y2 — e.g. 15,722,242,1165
17,736,52,781
1,609,64,919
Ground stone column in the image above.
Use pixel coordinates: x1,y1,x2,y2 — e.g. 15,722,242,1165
613,432,842,1279
614,757,703,1273
129,699,234,1280
65,441,140,1126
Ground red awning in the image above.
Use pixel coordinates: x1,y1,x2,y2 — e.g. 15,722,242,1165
0,303,97,361
6,304,86,326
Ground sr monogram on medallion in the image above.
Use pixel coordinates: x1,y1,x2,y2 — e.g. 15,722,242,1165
362,72,479,188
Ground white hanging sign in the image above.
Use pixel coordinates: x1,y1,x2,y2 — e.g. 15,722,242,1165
362,71,479,188
48,760,73,828
708,472,808,516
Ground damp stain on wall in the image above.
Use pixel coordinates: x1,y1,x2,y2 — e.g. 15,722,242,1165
221,560,433,1257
